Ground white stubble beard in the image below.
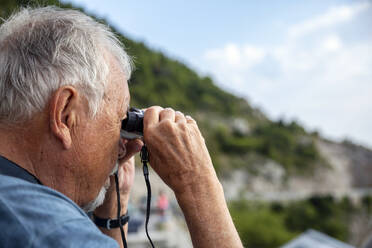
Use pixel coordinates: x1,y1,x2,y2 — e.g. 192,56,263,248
82,161,119,213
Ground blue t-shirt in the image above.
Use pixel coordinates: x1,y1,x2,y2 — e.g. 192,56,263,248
0,157,118,247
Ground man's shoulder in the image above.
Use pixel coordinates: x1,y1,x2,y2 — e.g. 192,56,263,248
0,174,84,215
0,174,118,247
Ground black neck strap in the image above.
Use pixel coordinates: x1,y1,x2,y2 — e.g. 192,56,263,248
140,145,155,248
115,144,155,248
0,156,42,185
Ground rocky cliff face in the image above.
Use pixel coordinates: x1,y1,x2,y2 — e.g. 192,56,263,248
340,142,372,188
220,138,372,202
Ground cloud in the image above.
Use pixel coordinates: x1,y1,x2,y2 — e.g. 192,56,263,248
201,2,372,148
322,34,342,51
204,43,265,69
288,2,370,38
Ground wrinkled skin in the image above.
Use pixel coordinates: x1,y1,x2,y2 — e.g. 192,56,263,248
143,107,216,195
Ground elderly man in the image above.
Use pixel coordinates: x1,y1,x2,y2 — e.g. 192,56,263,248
0,6,242,248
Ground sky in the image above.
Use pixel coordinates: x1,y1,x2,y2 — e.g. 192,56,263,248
63,0,372,149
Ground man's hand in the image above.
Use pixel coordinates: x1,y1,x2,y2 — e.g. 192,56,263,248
143,106,217,195
143,106,243,248
117,138,143,195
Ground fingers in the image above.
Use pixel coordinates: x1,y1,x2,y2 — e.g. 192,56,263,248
185,115,196,124
119,138,143,163
145,106,191,125
175,111,186,123
143,106,197,138
144,106,163,127
159,108,176,122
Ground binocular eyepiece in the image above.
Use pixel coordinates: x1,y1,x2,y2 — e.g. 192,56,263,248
121,107,144,139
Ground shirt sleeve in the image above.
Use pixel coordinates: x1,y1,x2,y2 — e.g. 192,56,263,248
33,218,119,248
0,175,120,248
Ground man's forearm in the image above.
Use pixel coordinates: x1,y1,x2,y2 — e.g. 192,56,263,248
175,176,243,248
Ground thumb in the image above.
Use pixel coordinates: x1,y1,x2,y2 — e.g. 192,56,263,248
119,138,143,163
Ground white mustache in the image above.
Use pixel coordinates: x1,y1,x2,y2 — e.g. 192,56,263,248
110,161,119,176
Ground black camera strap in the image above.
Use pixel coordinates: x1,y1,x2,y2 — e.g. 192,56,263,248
115,144,155,248
140,144,155,248
114,172,128,248
0,156,42,185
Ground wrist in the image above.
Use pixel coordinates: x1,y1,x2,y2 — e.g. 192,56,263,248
94,192,130,219
175,173,223,207
93,211,130,230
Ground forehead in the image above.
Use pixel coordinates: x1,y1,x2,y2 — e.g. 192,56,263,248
106,55,130,111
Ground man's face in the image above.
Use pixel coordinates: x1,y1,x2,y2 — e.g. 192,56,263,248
73,57,130,207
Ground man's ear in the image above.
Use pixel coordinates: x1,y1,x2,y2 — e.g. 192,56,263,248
49,86,80,149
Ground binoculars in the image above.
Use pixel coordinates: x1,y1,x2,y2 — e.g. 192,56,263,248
120,108,144,139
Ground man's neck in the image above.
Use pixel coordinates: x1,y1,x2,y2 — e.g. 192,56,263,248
0,125,38,177
0,122,79,199
0,116,60,187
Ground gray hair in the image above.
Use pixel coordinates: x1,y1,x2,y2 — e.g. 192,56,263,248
0,6,133,123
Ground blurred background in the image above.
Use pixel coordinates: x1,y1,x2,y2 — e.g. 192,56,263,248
1,0,371,247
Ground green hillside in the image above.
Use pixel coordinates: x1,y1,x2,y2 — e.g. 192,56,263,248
0,0,323,175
